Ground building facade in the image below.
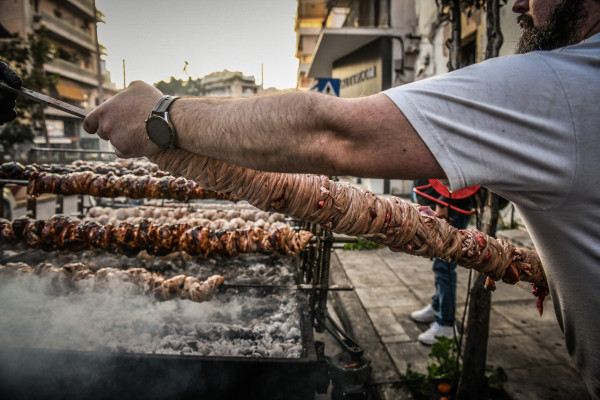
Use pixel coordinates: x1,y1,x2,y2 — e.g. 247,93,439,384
295,0,520,196
201,69,261,98
0,0,117,151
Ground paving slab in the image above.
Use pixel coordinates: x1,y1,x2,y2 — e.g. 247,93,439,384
492,299,560,328
368,307,411,342
385,341,431,373
355,286,421,309
329,247,590,400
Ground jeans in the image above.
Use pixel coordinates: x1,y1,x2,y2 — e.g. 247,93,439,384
430,209,471,326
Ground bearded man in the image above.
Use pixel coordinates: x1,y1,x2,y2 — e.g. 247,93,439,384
1,0,599,397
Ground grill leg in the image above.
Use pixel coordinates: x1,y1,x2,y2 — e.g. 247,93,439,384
330,351,372,400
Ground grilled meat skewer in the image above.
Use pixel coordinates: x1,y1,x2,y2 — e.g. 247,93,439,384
0,261,224,303
0,216,313,257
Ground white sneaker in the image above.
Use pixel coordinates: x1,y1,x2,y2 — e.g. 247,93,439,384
410,304,437,323
418,322,455,346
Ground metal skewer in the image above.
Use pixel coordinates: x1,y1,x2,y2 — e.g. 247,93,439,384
0,179,28,185
0,81,89,119
220,283,354,291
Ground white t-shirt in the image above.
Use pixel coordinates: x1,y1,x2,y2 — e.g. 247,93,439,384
384,33,600,398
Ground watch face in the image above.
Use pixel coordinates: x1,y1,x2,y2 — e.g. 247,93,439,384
146,116,172,148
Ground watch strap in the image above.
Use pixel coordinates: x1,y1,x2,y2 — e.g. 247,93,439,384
152,95,179,114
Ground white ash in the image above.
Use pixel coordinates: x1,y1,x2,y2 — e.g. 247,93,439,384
0,278,303,358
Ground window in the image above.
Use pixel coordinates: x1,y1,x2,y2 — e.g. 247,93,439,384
460,34,477,68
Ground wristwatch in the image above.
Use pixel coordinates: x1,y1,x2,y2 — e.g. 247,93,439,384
145,95,179,149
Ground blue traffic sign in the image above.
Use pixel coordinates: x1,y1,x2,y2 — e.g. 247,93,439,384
316,78,340,96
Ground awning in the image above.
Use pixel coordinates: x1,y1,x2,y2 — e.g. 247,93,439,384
307,27,399,78
33,137,73,145
55,83,87,102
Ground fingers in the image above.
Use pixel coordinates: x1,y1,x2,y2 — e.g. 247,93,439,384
113,147,126,158
0,109,17,124
0,61,22,124
0,61,23,89
435,205,448,220
83,108,100,135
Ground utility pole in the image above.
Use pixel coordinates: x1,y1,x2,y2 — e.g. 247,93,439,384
92,0,104,105
123,59,126,89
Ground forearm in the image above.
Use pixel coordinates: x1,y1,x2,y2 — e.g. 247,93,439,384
168,91,347,175
168,90,442,179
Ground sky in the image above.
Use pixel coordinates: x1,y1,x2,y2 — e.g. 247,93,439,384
95,0,299,90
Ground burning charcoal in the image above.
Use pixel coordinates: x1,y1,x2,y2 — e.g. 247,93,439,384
186,341,199,352
288,345,303,358
159,335,183,351
271,312,285,322
269,345,285,358
285,327,301,341
266,323,280,336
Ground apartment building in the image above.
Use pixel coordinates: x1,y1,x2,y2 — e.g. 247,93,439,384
201,69,260,98
0,0,117,150
294,0,520,195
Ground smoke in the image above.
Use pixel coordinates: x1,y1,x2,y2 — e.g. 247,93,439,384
0,275,302,358
0,248,304,354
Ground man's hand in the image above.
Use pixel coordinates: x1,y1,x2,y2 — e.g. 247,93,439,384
435,204,448,220
83,81,164,158
0,61,23,124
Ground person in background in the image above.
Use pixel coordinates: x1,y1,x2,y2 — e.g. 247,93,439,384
410,180,478,345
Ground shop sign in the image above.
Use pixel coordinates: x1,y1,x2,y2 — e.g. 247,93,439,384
340,66,377,89
46,120,65,137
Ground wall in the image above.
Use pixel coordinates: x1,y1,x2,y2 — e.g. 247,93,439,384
332,38,391,97
0,0,28,39
499,4,522,56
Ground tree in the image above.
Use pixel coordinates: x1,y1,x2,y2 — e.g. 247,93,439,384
448,1,505,399
154,76,206,97
0,25,58,154
0,120,34,159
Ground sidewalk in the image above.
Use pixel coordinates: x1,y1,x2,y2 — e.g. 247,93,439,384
329,233,590,399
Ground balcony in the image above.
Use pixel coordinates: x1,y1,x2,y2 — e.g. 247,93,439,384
46,58,98,86
65,0,95,18
37,11,96,52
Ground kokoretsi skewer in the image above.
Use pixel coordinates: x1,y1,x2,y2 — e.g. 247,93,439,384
151,150,549,314
0,261,224,303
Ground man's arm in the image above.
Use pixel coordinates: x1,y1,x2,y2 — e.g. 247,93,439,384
84,81,444,180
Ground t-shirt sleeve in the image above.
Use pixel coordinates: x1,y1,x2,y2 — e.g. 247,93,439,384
383,53,576,210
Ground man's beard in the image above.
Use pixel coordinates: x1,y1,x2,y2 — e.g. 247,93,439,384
515,0,588,54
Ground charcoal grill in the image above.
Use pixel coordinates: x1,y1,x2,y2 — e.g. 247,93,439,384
0,151,368,400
